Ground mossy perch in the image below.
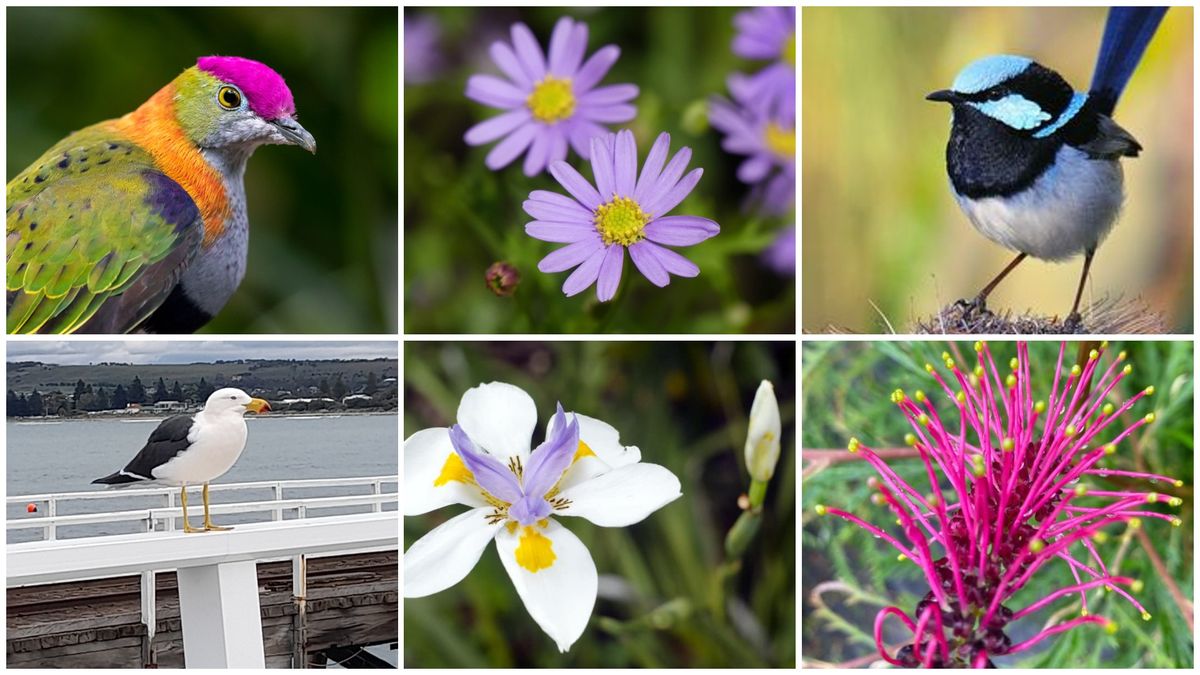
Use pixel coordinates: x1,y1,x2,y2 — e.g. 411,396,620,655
916,295,1166,334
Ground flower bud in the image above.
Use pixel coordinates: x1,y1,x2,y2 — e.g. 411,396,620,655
745,380,781,481
484,261,520,296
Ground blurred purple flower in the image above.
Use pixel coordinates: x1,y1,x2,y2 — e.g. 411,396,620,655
404,14,443,85
762,225,795,276
524,129,720,302
731,7,796,120
710,93,795,216
465,16,639,177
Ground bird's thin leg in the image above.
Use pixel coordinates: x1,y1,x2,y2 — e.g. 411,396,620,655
968,252,1028,312
202,483,231,531
181,485,199,534
1066,248,1096,329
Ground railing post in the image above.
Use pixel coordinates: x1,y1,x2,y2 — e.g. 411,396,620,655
372,480,382,513
292,554,308,667
176,561,265,667
140,571,156,666
273,483,283,522
47,498,56,541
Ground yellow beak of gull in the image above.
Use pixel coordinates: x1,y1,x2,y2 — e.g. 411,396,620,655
246,398,271,414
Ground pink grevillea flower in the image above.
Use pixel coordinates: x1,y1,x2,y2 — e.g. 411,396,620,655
815,342,1184,668
464,16,638,177
525,129,720,301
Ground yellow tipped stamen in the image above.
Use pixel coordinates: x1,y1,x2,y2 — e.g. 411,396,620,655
897,553,907,562
945,358,956,370
871,493,886,506
973,365,984,378
1169,497,1183,507
1080,608,1089,617
891,388,906,403
1130,579,1144,592
1092,531,1109,543
1009,357,1019,371
918,413,930,427
1034,400,1046,414
972,464,985,477
942,351,952,360
514,525,557,573
927,493,941,508
526,76,575,122
1028,538,1045,553
1142,611,1152,621
1123,364,1133,375
1070,364,1082,377
1105,621,1118,635
1118,350,1127,361
1074,484,1088,497
914,390,926,403
1128,517,1142,530
925,363,934,373
848,437,861,453
904,433,917,447
1102,403,1115,416
1065,424,1077,438
1175,479,1184,488
969,374,981,389
1145,492,1158,504
1005,374,1017,388
956,391,967,404
973,342,983,353
1144,385,1155,396
1001,437,1015,452
1088,349,1099,361
1103,443,1116,455
1171,517,1182,527
815,504,828,516
594,196,649,246
1143,412,1157,424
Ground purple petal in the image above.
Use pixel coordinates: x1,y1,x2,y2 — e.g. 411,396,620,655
547,126,569,166
509,494,552,526
578,84,639,106
628,241,670,287
644,215,719,247
522,127,551,177
526,220,595,243
546,17,575,77
566,119,609,159
644,146,691,213
551,21,588,76
510,22,546,82
449,424,522,503
562,247,607,296
578,104,637,123
528,189,591,214
522,198,592,223
522,403,580,498
641,242,700,278
484,122,536,170
644,168,703,217
549,161,602,210
596,244,624,301
489,40,532,89
574,44,619,92
613,129,638,198
538,236,604,273
590,135,617,201
633,132,671,204
738,155,774,184
464,109,531,146
465,74,527,108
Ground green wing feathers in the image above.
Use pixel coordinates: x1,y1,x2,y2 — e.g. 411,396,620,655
7,132,202,333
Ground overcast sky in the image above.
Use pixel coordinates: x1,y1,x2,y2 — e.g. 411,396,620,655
7,341,397,365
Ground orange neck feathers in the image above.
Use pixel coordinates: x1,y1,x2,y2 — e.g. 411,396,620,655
111,83,229,247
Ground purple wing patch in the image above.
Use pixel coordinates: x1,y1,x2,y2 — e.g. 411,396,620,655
197,55,296,120
142,171,200,234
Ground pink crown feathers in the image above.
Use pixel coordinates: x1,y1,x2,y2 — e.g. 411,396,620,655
197,55,295,120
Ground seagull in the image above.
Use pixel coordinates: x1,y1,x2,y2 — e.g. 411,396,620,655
93,387,270,533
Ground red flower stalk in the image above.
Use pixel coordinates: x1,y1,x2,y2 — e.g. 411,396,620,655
815,342,1185,668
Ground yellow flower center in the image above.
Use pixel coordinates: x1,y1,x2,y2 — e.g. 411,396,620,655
514,525,556,573
594,196,649,246
526,76,575,123
783,32,795,68
764,122,795,162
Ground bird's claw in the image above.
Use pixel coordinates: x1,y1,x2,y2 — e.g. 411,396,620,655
954,296,993,319
1064,311,1084,332
203,522,233,532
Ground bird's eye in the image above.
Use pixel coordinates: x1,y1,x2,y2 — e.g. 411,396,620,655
217,86,243,110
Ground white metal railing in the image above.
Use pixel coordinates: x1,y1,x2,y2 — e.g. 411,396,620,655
8,475,397,542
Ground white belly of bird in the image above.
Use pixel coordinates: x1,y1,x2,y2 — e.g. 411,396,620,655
151,414,248,485
954,145,1125,261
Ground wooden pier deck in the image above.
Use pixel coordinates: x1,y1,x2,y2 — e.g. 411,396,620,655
7,550,397,668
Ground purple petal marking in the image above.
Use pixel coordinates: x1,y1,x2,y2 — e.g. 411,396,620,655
489,40,532,89
628,241,670,287
633,132,671,204
449,424,522,503
596,244,624,301
526,220,595,244
644,215,720,247
566,119,609,159
613,129,638,198
562,247,607,296
578,84,639,107
578,104,637,124
522,403,580,498
510,22,546,82
509,493,553,526
464,109,531,146
528,189,591,214
645,146,691,213
549,161,603,211
522,198,592,223
642,242,700,277
484,122,536,170
590,135,617,201
573,44,620,92
644,167,703,217
538,235,604,273
523,128,551,177
465,74,526,108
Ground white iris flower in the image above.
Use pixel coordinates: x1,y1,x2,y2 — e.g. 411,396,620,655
404,381,683,651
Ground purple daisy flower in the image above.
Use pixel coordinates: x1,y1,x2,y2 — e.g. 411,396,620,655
710,94,795,215
762,225,795,276
464,16,639,177
404,14,443,85
524,129,720,301
731,7,796,119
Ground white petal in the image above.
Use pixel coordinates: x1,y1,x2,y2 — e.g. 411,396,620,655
404,428,487,515
558,463,682,527
404,507,503,598
457,382,537,461
496,519,597,652
549,412,641,468
745,380,782,481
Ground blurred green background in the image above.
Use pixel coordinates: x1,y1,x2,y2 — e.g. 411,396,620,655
404,341,795,666
803,8,1193,332
802,340,1194,667
404,7,795,334
7,7,398,333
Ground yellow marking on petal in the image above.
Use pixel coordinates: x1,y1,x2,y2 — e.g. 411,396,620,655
505,521,519,535
764,122,795,161
515,526,556,573
433,453,474,487
573,440,596,463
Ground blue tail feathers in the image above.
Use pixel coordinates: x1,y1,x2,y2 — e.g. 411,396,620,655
1089,7,1167,116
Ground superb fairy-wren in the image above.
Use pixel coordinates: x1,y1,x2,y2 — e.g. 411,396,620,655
927,8,1166,326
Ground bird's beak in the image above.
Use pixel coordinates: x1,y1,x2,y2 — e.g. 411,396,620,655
926,89,960,104
246,398,271,414
271,117,317,154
